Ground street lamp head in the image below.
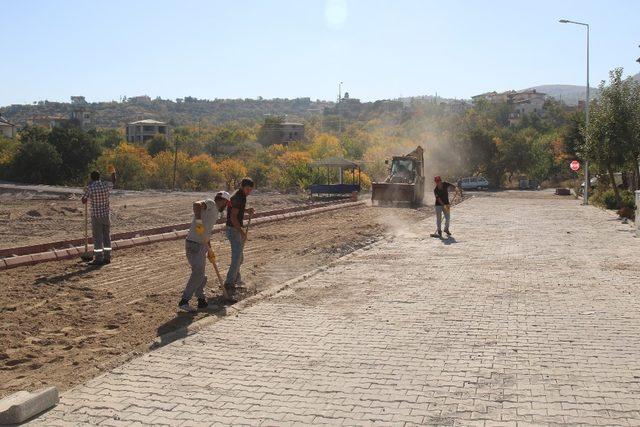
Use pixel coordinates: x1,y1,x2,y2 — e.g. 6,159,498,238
559,19,569,23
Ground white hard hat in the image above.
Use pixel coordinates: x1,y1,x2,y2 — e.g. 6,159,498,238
215,191,231,201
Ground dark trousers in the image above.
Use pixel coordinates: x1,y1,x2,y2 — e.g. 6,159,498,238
91,216,111,261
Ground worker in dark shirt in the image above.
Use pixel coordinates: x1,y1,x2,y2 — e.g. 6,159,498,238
224,178,255,301
433,176,460,238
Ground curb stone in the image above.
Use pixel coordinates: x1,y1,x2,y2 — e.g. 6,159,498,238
0,387,58,425
29,235,385,421
147,235,383,351
0,201,366,271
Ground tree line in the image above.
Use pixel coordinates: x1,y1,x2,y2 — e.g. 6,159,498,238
5,79,632,207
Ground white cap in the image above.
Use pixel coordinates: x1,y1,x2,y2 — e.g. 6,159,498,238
215,191,231,201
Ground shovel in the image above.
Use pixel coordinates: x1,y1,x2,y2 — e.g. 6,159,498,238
243,211,257,295
244,211,253,241
207,247,227,299
80,202,93,261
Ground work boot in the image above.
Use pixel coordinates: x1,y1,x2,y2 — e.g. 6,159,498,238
88,258,105,266
197,298,208,309
223,284,237,303
178,298,195,313
444,228,451,237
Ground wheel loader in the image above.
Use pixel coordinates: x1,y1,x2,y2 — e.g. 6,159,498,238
371,146,425,206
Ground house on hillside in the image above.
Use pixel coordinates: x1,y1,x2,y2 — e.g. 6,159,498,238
472,89,547,125
126,119,169,143
509,90,546,114
471,91,510,104
70,96,92,130
127,95,152,105
258,118,304,145
0,115,16,138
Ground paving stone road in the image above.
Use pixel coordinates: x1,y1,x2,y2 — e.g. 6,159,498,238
31,193,640,426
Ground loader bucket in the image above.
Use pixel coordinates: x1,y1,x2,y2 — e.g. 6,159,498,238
371,182,416,203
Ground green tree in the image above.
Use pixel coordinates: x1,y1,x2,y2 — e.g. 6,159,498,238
18,124,50,144
584,68,635,208
190,154,223,190
96,143,155,190
309,133,344,159
11,139,63,184
146,135,170,156
0,135,19,179
48,124,102,183
94,128,124,149
528,134,557,182
628,79,640,190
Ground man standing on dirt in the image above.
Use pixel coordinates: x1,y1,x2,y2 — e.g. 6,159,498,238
433,176,460,238
224,178,255,301
178,191,231,313
82,168,116,266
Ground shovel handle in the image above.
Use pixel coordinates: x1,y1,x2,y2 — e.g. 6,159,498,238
244,211,253,241
84,202,89,250
208,249,225,289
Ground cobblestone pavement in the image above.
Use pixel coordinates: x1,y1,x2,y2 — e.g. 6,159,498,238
31,193,640,426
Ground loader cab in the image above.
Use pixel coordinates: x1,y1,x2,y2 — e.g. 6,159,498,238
388,157,417,184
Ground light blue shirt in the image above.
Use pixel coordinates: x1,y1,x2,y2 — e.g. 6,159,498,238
186,199,217,244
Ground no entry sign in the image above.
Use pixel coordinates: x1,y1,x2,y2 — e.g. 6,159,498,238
570,160,580,171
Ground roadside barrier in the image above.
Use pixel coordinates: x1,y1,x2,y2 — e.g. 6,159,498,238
0,200,366,270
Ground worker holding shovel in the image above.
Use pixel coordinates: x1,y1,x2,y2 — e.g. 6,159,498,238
81,167,116,265
432,176,460,239
224,178,255,302
178,191,231,313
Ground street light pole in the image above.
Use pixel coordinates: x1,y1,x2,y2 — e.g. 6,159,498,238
338,81,344,133
559,19,590,205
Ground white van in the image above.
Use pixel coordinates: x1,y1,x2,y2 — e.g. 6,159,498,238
458,176,489,191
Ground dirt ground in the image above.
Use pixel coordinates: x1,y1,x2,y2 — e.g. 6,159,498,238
0,187,308,248
0,202,451,399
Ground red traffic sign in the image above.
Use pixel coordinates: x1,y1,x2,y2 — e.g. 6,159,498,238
570,160,580,171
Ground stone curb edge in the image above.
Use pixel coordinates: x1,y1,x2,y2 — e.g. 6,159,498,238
40,234,384,410
147,234,382,351
0,201,366,271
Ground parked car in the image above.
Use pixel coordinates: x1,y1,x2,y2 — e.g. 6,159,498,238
458,176,489,190
580,173,623,193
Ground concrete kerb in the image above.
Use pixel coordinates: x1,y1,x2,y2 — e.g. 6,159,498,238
24,200,446,418
0,201,367,271
19,205,376,423
0,386,59,425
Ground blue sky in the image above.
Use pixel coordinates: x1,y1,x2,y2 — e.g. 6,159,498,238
1,0,639,105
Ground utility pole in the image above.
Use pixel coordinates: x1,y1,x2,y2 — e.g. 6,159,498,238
170,120,177,191
559,19,590,205
338,81,343,134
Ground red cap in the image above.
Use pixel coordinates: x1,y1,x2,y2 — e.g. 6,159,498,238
434,176,442,182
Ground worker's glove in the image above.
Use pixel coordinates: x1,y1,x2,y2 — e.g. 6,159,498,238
194,219,205,236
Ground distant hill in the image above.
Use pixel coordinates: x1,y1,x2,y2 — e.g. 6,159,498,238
0,97,332,128
530,72,640,105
